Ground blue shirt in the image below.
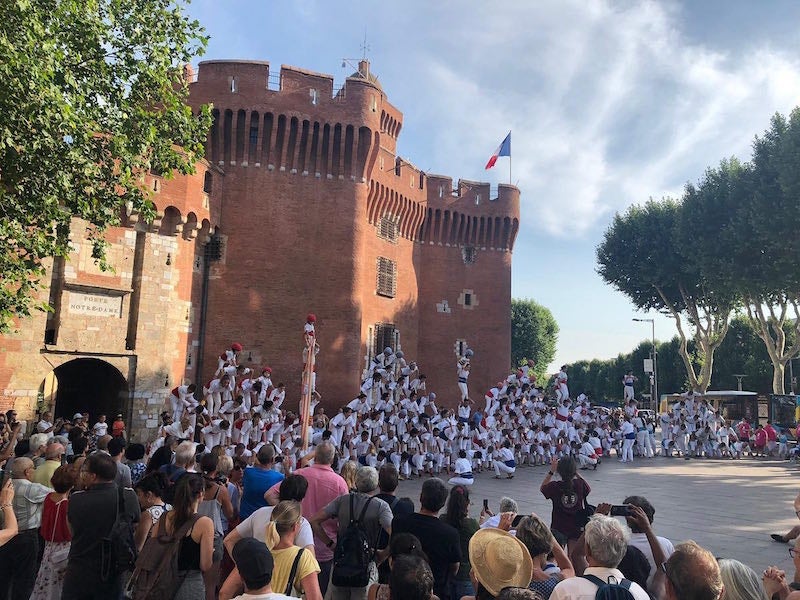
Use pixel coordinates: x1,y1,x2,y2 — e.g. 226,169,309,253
239,466,284,520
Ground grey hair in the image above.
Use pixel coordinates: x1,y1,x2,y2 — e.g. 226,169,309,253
355,466,379,493
29,433,50,451
718,559,768,600
499,496,518,513
315,441,336,465
585,514,630,568
217,454,233,477
174,441,196,468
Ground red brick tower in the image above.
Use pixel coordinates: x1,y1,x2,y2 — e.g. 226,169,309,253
188,59,520,409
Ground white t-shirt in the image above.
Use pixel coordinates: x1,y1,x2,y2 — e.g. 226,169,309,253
627,532,674,588
232,592,295,600
93,422,108,437
235,506,315,549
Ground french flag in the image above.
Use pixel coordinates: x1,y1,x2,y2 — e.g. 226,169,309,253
485,132,511,170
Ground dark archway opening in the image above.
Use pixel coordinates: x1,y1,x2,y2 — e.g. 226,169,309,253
53,358,129,422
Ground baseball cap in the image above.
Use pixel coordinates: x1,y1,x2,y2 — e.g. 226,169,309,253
232,538,273,590
73,413,83,420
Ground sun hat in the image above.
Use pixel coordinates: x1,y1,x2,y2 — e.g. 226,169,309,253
469,527,533,596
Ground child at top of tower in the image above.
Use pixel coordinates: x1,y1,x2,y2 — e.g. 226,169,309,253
304,313,316,345
216,342,243,376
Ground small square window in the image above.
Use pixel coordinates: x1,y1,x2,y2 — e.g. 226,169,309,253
464,293,472,306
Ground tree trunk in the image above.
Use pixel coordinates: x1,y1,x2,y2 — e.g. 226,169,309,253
773,361,786,395
745,298,800,395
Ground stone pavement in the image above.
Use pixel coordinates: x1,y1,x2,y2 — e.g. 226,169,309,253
394,456,799,572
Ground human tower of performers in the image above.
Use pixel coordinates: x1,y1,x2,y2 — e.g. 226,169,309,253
156,315,783,485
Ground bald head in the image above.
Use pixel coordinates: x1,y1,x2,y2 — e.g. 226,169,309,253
45,443,65,461
96,435,112,451
11,457,34,479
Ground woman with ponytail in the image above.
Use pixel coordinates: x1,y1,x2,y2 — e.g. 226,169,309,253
157,474,215,599
219,475,315,600
263,500,322,600
198,453,235,600
540,456,591,555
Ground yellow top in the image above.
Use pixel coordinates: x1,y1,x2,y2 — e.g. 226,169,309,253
270,546,320,595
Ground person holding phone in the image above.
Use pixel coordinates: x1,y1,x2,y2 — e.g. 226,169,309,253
540,456,590,562
0,478,17,547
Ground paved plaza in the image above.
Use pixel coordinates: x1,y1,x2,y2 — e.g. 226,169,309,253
395,457,800,572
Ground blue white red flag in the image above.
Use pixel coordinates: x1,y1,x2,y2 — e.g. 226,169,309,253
485,132,511,170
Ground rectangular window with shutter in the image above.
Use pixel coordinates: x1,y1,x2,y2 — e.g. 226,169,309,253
376,257,397,298
374,323,397,354
378,216,398,243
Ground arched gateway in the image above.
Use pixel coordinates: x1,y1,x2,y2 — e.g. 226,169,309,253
45,358,129,422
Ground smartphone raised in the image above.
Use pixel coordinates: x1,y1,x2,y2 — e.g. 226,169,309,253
483,499,489,511
610,505,631,517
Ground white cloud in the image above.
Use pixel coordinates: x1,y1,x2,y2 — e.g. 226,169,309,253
389,0,800,238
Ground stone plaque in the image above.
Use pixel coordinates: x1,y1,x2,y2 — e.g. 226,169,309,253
67,292,122,317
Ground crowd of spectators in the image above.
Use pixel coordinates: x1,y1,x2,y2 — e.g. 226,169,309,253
2,399,800,600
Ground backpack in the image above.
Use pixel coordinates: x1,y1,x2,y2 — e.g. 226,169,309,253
581,574,636,600
101,486,138,582
331,493,375,588
126,513,201,600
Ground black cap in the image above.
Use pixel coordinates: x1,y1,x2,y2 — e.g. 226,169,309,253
233,538,274,590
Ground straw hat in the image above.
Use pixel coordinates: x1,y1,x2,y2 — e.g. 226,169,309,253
469,527,533,596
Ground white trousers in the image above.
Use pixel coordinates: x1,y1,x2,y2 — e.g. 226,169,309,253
458,381,469,401
623,386,635,400
622,438,635,462
636,431,650,456
577,454,597,468
493,460,516,476
448,476,474,486
557,383,569,401
170,396,184,421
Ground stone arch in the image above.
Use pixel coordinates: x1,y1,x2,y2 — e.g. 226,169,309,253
158,205,184,236
50,358,129,422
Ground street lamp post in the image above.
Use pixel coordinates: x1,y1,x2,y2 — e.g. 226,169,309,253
633,318,658,411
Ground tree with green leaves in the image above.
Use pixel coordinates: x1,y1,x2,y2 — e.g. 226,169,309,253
0,0,211,329
511,298,558,384
723,111,800,393
596,198,736,393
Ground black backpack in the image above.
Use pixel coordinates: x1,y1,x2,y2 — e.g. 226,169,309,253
331,493,375,588
581,574,636,600
101,486,138,582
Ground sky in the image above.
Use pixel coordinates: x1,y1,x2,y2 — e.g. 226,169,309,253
186,0,800,372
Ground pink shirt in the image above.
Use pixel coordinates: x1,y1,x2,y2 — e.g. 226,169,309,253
267,463,348,561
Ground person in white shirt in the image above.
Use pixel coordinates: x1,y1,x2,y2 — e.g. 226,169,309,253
457,352,471,401
169,384,197,421
577,438,599,470
448,450,474,486
36,412,60,437
550,514,650,600
92,414,108,437
556,366,569,401
620,416,636,463
621,495,675,589
492,440,516,479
